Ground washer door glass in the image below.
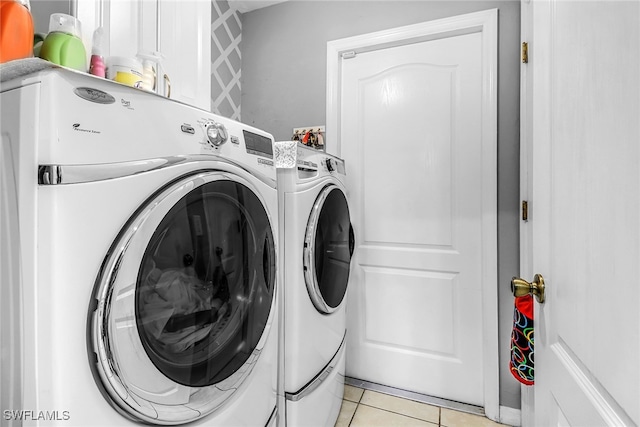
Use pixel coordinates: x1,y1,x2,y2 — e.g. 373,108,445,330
136,179,274,386
91,172,276,424
304,185,354,314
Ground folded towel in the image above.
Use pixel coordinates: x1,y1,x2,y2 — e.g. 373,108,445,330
0,58,58,83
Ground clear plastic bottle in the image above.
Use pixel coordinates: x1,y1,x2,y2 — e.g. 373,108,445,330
89,27,106,77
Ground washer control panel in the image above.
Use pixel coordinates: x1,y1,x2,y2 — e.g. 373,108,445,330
203,120,228,147
175,111,275,178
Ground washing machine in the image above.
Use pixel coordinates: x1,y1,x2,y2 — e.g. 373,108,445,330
0,64,279,426
274,141,354,427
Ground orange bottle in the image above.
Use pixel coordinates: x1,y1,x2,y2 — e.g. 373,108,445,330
0,0,34,63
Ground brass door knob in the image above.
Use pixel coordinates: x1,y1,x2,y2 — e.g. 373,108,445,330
511,274,545,304
164,73,171,98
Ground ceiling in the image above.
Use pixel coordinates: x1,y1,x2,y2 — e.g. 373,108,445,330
229,0,289,13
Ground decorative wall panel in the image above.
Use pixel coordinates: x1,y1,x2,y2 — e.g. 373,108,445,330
211,1,242,120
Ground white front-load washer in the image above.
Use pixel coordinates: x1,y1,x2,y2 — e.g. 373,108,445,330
274,142,355,427
0,66,279,426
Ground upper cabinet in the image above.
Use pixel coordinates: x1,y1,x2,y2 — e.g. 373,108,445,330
77,0,211,110
156,1,210,110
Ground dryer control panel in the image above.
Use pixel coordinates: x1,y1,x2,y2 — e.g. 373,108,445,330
321,157,345,175
290,143,346,177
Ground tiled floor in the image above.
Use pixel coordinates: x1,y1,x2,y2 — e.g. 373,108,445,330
336,385,512,427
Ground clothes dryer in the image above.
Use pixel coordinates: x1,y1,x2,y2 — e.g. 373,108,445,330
274,142,355,427
0,65,279,426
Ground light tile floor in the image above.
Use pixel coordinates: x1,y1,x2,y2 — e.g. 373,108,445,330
336,385,512,427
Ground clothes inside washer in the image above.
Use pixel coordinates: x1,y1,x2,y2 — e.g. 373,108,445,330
139,263,230,353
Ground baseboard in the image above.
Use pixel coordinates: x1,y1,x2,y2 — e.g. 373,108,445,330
499,405,521,427
345,377,484,416
345,377,521,426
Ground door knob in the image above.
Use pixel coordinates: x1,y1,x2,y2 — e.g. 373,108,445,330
511,274,545,304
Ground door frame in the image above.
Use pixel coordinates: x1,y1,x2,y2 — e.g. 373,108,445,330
519,0,535,425
326,9,500,421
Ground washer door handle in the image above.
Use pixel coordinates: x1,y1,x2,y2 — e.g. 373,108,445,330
348,224,355,257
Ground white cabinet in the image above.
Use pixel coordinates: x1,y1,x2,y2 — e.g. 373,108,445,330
76,0,211,110
156,1,211,110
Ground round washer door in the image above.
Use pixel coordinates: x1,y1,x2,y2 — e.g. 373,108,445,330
90,171,276,424
303,184,355,314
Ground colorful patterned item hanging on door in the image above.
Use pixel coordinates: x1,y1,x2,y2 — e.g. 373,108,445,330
510,294,534,385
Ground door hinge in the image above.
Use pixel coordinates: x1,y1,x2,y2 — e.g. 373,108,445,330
521,42,529,64
342,50,357,60
522,200,529,222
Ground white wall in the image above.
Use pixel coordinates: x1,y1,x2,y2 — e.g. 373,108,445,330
241,0,522,410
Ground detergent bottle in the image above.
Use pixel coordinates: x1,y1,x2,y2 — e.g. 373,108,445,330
38,13,86,71
0,0,34,63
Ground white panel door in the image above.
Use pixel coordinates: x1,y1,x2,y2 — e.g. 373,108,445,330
341,32,488,406
525,0,639,425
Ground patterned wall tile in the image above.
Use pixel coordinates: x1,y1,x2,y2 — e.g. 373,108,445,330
211,0,242,121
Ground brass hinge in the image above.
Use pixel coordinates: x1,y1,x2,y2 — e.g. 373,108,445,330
521,42,529,64
522,200,529,222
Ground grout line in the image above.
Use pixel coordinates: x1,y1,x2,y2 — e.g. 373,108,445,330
348,402,356,427
343,385,364,404
356,401,440,426
347,398,360,427
345,377,485,417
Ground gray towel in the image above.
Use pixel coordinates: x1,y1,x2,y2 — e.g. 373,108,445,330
0,58,58,83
